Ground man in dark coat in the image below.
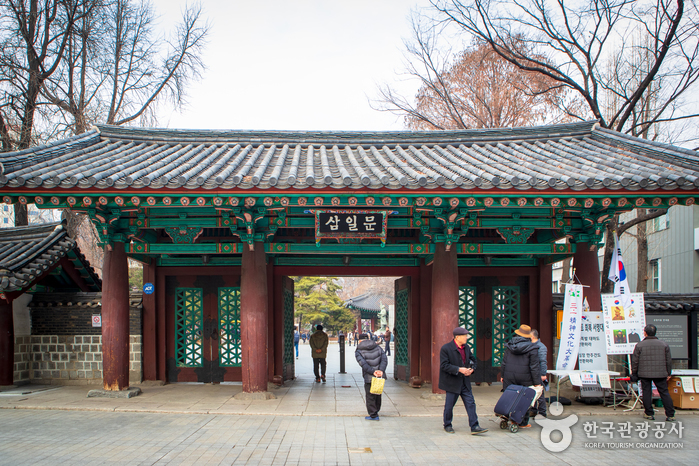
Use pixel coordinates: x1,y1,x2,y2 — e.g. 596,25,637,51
439,327,488,434
631,324,676,421
355,333,388,420
500,324,542,428
530,329,548,418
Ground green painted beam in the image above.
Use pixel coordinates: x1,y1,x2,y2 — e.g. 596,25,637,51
273,257,421,267
457,258,539,267
157,257,242,267
129,241,574,256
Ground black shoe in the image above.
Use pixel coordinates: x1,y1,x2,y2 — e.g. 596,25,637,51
471,426,488,435
667,416,676,422
444,426,455,434
321,375,326,383
315,377,321,383
643,414,655,421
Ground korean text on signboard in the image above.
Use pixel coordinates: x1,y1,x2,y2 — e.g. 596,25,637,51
314,210,389,245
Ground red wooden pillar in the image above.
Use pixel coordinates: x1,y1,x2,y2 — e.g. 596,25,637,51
0,300,14,385
241,243,268,392
431,243,459,393
102,242,130,390
419,260,432,383
573,242,602,311
142,262,157,381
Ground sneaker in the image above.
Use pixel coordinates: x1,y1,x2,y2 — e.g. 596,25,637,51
470,426,488,434
321,375,326,383
666,416,676,422
643,414,655,421
444,426,455,434
365,416,380,421
518,424,532,429
315,377,321,383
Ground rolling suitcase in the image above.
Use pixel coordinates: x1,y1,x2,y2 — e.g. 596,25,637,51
494,384,537,432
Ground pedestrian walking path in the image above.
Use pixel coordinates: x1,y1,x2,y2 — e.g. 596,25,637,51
0,342,696,420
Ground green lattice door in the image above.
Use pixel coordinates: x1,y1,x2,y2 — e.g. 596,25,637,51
459,287,477,355
491,286,520,367
281,277,295,381
169,278,242,383
394,277,410,382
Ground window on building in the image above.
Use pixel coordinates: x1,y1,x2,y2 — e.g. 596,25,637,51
552,281,560,293
648,259,661,292
2,218,7,224
2,205,8,211
648,214,668,233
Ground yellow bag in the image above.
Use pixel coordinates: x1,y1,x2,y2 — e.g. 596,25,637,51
370,376,385,395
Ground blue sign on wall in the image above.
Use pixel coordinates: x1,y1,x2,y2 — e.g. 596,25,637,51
143,283,155,295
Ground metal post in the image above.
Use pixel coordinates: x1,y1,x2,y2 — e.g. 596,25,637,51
339,332,346,374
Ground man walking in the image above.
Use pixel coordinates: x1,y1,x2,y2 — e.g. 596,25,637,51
355,333,388,421
383,326,392,356
294,326,300,359
631,324,676,421
500,324,542,428
530,329,548,418
310,324,329,383
440,327,488,435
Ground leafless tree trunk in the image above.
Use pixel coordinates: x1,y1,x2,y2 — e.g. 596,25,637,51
636,209,649,292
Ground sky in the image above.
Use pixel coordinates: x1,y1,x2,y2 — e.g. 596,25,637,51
152,1,432,131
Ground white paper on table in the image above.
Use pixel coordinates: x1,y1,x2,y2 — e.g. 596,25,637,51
598,373,611,389
569,372,583,386
694,377,699,393
680,377,695,393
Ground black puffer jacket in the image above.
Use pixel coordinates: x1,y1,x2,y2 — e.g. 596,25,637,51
631,336,672,378
356,340,388,384
501,336,541,388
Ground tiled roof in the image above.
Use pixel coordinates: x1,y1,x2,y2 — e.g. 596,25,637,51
1,120,698,192
0,222,101,293
552,293,699,312
345,292,394,312
28,291,142,309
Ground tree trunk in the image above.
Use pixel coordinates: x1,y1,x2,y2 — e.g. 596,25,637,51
636,209,649,292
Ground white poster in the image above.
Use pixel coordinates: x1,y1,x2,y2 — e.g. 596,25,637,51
579,310,608,397
601,293,646,355
556,284,583,370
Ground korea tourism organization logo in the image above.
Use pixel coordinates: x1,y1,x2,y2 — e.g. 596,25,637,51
534,402,684,452
534,402,578,452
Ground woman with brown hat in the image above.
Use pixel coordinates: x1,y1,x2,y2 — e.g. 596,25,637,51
499,324,542,428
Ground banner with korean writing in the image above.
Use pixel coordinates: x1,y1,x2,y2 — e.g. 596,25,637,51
579,309,608,397
314,210,390,245
601,293,646,355
555,283,583,371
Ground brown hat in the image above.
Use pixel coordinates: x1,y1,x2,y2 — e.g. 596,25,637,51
514,325,532,338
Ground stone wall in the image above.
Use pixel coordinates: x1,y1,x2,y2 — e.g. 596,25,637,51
12,292,143,385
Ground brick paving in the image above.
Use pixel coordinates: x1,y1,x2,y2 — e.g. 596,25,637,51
1,342,698,464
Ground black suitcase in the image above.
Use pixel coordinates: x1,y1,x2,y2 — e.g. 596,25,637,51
494,384,537,432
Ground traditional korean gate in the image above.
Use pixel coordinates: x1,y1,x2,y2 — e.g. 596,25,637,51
166,275,242,383
394,277,410,381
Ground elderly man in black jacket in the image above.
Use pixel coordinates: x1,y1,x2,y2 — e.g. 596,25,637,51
439,327,488,434
631,324,676,421
356,333,388,421
500,324,542,428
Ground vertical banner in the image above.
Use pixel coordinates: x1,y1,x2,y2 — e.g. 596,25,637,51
579,307,608,397
601,293,646,354
556,283,583,371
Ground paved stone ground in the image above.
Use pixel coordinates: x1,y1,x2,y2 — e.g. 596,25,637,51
0,410,697,465
1,342,698,464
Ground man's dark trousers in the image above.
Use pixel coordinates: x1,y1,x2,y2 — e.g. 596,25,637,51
313,358,326,379
640,378,675,417
385,340,391,356
364,383,382,418
443,377,478,429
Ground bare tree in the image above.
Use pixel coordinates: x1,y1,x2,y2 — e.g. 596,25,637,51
42,0,209,135
375,17,582,130
430,0,699,145
0,0,96,225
